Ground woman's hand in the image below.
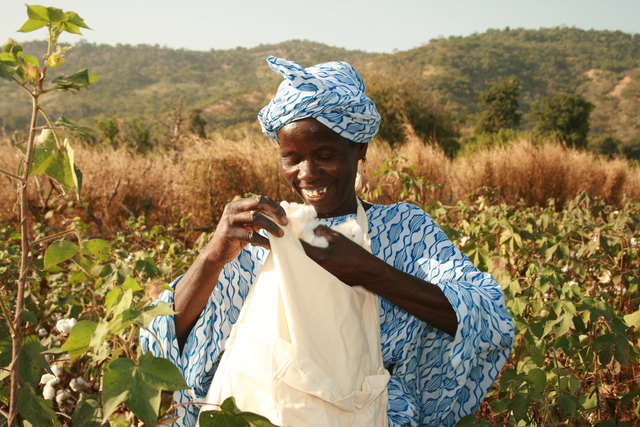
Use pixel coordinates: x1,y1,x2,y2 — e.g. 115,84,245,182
302,224,458,336
204,195,289,267
175,195,287,348
300,225,374,287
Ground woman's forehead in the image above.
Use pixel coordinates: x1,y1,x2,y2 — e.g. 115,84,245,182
278,118,345,143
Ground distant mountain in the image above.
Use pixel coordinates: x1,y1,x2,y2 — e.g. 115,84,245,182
1,28,638,143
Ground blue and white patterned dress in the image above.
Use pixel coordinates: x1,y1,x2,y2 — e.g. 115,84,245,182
141,202,514,426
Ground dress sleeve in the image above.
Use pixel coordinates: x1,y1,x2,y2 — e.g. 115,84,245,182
139,245,267,425
386,204,515,426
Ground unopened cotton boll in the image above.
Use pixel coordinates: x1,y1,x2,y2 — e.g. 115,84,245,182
55,318,76,334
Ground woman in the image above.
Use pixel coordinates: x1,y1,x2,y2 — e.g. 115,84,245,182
141,56,514,426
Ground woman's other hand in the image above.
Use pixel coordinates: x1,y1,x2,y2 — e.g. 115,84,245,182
301,224,458,336
204,195,289,266
300,225,372,287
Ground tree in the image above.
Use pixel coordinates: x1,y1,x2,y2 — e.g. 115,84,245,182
188,108,207,138
531,93,594,148
365,70,459,154
476,77,522,133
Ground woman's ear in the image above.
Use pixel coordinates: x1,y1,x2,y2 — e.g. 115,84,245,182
357,143,368,161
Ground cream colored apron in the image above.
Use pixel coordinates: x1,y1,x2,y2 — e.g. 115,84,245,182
202,201,389,426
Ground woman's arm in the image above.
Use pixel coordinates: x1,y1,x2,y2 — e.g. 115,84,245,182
174,196,288,348
301,226,458,336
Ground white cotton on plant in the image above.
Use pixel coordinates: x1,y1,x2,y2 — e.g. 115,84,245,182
280,201,365,247
50,364,62,377
40,373,57,385
43,383,56,400
55,318,76,334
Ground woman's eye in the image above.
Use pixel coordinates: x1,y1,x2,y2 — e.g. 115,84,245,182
317,152,334,161
281,156,299,167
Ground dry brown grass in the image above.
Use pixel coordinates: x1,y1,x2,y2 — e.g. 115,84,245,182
455,138,640,206
1,133,639,231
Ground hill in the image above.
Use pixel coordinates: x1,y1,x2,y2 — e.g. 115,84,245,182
1,28,639,145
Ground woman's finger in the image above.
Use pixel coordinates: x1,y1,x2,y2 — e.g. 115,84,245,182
232,195,288,225
231,210,284,237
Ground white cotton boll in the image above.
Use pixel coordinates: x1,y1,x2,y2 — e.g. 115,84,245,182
50,364,62,377
55,389,69,406
281,202,329,248
69,378,81,392
38,328,48,338
332,218,364,245
55,318,76,334
40,373,56,385
43,383,56,400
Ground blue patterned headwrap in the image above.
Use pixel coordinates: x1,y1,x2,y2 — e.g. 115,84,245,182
258,56,380,143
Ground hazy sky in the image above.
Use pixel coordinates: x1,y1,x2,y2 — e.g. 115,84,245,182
2,0,639,53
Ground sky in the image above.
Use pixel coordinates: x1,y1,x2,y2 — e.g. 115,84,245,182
1,0,639,53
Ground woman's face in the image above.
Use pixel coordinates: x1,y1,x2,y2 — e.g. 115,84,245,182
278,118,367,218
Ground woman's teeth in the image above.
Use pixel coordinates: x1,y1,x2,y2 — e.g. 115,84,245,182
302,188,328,198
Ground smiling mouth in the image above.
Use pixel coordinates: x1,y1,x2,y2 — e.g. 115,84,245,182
301,187,328,199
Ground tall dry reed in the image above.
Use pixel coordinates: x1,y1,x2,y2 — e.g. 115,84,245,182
1,134,638,231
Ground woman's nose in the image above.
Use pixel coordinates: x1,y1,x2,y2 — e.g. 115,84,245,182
297,159,320,180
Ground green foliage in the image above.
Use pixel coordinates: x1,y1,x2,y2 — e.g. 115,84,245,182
199,397,280,426
366,70,459,152
619,132,640,160
188,108,207,138
531,92,594,147
476,77,522,133
432,192,640,424
588,135,622,157
102,352,188,425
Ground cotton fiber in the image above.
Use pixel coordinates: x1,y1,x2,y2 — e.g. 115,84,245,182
280,201,365,247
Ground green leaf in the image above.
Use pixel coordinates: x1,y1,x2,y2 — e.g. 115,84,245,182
623,309,640,329
62,320,98,359
17,18,48,33
26,5,51,21
510,393,528,421
102,353,188,426
52,68,100,91
62,21,82,35
64,138,81,192
55,115,94,140
22,309,37,325
19,337,49,388
558,393,579,415
30,136,58,176
105,287,124,312
22,54,40,67
72,395,102,427
65,11,91,29
199,411,248,427
0,60,17,79
122,277,143,292
84,239,112,263
525,368,547,393
221,396,242,414
44,240,79,269
238,411,280,426
139,302,175,327
17,384,56,425
88,320,109,352
553,315,574,337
